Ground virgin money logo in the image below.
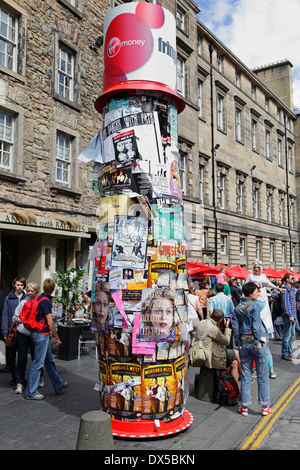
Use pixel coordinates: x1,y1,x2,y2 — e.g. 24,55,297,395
107,37,121,58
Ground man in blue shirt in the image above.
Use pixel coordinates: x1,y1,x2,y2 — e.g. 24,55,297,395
209,284,235,318
209,284,235,348
281,273,297,360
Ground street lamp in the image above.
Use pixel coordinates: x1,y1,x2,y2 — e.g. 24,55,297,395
209,44,218,266
284,113,292,267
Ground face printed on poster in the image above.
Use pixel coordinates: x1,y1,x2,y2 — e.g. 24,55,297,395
140,289,176,342
91,282,110,333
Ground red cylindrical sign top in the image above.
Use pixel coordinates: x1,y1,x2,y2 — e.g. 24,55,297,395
95,2,185,114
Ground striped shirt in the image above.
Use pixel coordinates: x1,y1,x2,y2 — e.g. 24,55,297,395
281,284,297,318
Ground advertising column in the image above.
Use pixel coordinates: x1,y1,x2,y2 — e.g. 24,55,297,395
92,2,193,438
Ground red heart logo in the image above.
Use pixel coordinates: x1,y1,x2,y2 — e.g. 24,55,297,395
104,13,153,77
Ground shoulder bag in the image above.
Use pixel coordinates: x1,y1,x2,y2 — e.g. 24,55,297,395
189,324,213,367
5,321,18,347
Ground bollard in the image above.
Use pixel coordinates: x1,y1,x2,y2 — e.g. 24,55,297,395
76,410,114,450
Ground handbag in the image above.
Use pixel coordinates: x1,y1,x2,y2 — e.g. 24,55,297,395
5,321,18,347
189,324,213,367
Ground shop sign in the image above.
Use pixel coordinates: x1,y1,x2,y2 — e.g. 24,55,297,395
0,212,88,233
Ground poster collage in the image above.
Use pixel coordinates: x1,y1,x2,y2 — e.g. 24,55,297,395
90,92,190,423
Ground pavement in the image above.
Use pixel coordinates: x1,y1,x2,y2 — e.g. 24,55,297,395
0,337,299,453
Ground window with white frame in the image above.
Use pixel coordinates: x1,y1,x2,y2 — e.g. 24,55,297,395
217,94,224,130
220,234,227,255
177,57,185,97
201,230,207,249
279,192,285,225
176,7,185,31
253,188,259,218
277,108,282,122
270,241,274,263
282,243,286,263
265,129,270,159
219,173,225,209
256,239,261,259
251,119,257,150
288,145,293,172
0,6,18,72
178,152,186,194
197,34,202,55
0,111,13,171
216,53,223,72
236,174,245,214
289,197,295,228
198,80,203,118
278,138,282,166
252,181,260,218
199,165,204,203
56,132,72,185
266,186,274,222
265,97,269,112
236,108,242,141
58,45,74,101
239,237,245,256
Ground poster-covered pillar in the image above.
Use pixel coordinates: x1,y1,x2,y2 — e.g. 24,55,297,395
92,2,193,438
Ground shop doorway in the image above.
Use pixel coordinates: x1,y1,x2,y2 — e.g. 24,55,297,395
1,234,19,295
56,238,67,272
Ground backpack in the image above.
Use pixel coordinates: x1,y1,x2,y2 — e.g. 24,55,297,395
215,369,240,406
19,297,48,332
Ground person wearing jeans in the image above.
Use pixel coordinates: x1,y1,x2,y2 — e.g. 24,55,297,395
25,278,68,400
13,282,44,394
232,282,272,417
281,274,297,361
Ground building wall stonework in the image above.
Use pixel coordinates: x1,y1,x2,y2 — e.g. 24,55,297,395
164,0,298,270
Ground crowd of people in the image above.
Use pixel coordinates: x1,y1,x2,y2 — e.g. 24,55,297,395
190,260,300,417
0,261,299,415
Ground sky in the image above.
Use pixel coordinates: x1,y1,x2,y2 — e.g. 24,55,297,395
195,0,300,111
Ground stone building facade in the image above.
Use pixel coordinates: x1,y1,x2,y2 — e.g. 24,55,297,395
163,0,298,270
0,0,298,294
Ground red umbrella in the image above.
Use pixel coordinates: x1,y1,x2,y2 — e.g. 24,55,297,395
213,264,228,272
262,268,282,279
225,265,251,280
187,262,219,276
277,269,300,279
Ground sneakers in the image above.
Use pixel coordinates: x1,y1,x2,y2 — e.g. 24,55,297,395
38,377,45,388
56,381,69,395
25,393,44,400
269,372,277,379
262,407,273,416
15,383,23,394
281,355,293,361
238,406,248,416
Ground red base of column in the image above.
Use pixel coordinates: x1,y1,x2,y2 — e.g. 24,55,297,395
111,410,193,438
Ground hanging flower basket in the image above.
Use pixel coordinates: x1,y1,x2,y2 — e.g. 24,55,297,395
52,268,86,326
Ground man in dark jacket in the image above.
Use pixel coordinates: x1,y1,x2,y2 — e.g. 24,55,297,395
229,277,241,306
1,277,27,384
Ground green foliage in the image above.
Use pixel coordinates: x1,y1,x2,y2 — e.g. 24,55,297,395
52,267,86,311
